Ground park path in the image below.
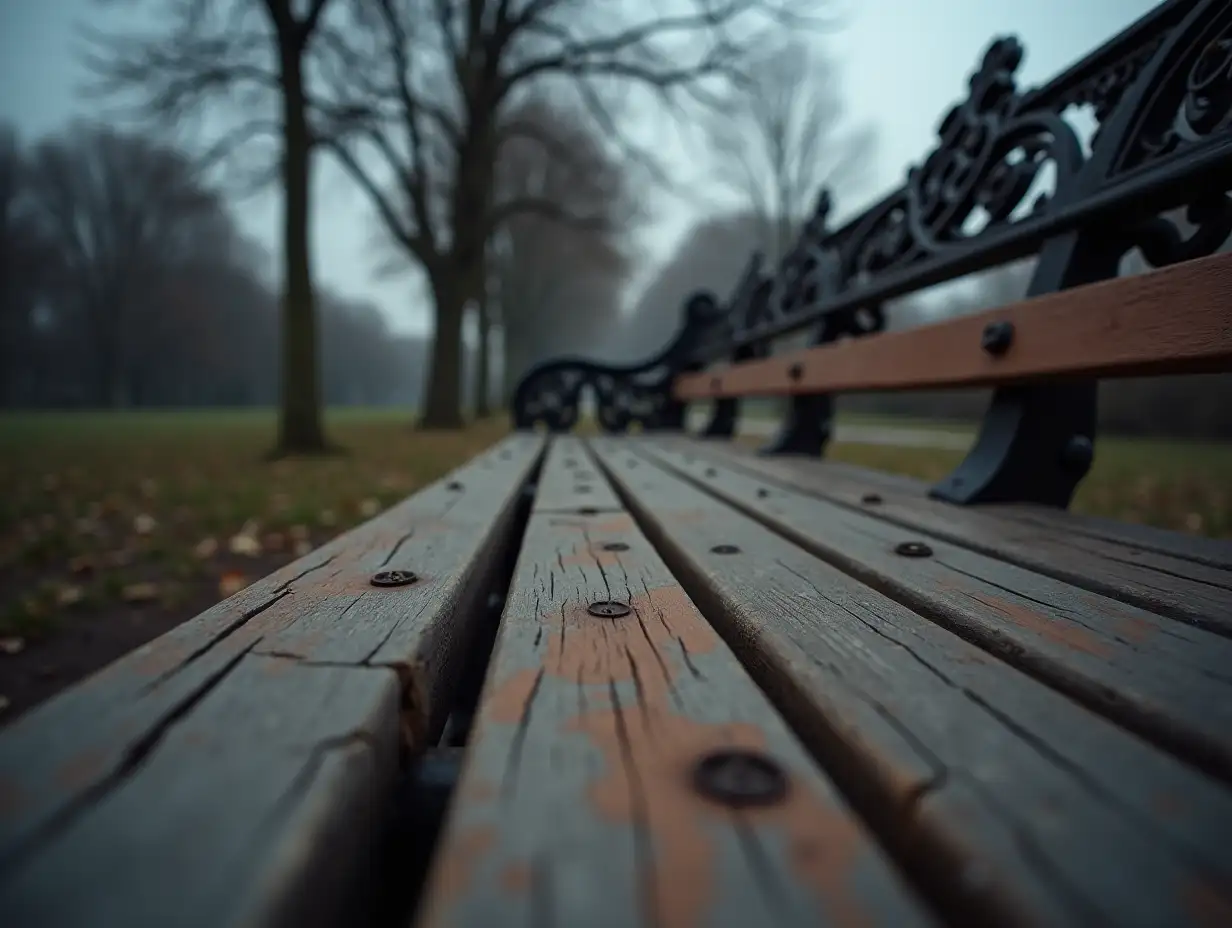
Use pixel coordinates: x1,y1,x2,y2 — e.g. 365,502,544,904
684,411,973,450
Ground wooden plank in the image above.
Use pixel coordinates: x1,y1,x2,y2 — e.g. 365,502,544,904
416,441,932,928
638,442,1232,783
674,250,1232,399
595,437,1232,927
0,434,544,928
531,434,622,514
673,438,1232,636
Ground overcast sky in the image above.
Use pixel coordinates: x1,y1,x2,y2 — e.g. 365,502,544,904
1,0,1158,336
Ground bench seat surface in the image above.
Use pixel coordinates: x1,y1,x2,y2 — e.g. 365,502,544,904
3,433,1231,928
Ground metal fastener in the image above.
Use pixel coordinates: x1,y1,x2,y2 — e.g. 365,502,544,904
588,600,631,618
578,507,599,516
981,320,1015,356
1060,434,1094,474
602,542,630,552
756,488,770,498
371,569,419,587
446,480,464,491
861,493,883,505
788,362,804,381
710,544,740,555
693,749,788,807
704,467,717,478
894,541,933,558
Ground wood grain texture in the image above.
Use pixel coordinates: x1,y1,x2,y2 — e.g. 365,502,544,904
416,439,932,928
531,434,622,514
594,437,1232,928
674,250,1232,398
0,434,544,928
677,438,1232,636
638,442,1232,783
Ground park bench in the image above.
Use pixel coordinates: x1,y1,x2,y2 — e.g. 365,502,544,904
2,1,1231,925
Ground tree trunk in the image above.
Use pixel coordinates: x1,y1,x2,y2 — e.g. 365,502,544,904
474,276,491,418
422,271,467,429
273,44,328,455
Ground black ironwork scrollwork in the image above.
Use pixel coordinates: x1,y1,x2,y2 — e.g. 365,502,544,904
1113,4,1232,175
511,291,724,434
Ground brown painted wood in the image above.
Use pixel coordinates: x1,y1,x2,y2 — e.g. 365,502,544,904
595,437,1232,928
416,439,932,928
0,434,544,928
531,434,622,513
674,251,1232,399
672,437,1232,636
637,442,1232,783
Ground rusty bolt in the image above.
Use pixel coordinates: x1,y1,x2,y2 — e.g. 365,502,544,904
981,320,1015,356
602,542,629,552
894,541,933,558
371,569,419,587
788,362,804,381
588,600,631,618
861,493,883,505
710,544,740,555
693,749,788,808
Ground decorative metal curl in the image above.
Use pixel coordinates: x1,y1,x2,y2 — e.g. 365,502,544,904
512,291,724,434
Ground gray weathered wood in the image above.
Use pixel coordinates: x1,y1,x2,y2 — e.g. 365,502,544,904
417,438,932,928
669,437,1232,637
595,436,1232,928
531,434,622,513
640,441,1232,782
0,434,544,928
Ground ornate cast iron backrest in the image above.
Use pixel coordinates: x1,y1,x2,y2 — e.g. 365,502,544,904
688,0,1230,363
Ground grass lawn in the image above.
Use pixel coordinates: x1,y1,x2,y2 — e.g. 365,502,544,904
1,407,1228,720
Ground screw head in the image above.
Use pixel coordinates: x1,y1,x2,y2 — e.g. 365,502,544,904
861,493,883,505
588,600,631,618
446,481,464,491
602,542,630,552
710,544,740,555
371,569,419,587
756,488,770,498
1060,434,1094,474
981,320,1015,356
693,749,788,808
788,363,804,381
894,541,932,558
577,506,599,516
704,467,717,478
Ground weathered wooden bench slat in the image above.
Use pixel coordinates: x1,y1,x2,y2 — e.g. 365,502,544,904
678,438,1232,636
416,438,932,928
675,251,1232,400
0,433,545,928
640,441,1232,783
531,434,622,513
594,436,1232,927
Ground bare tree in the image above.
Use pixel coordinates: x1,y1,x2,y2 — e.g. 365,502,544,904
87,0,345,453
708,37,875,262
317,0,823,428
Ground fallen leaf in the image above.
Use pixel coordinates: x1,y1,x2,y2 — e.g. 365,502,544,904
318,509,338,527
104,549,135,568
1185,512,1204,532
133,513,157,535
122,582,159,603
288,524,310,542
56,585,84,607
263,532,286,553
228,533,262,557
218,571,248,597
139,478,159,499
194,537,219,559
293,539,313,557
359,498,380,518
0,637,26,655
